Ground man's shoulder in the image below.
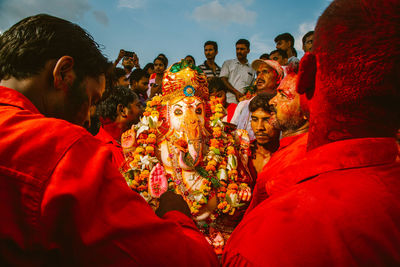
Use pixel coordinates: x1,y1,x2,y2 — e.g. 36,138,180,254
259,161,400,228
0,108,100,181
198,62,209,71
222,58,237,66
226,162,400,266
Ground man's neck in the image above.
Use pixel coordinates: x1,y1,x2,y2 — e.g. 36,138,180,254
103,119,124,142
0,73,52,116
206,58,215,66
237,58,248,64
286,49,294,59
282,121,309,138
307,118,395,151
257,139,280,154
257,87,277,96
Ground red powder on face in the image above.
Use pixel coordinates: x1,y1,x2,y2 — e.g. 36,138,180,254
277,74,297,100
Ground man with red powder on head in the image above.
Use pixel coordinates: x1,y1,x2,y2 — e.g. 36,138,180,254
245,68,309,214
223,0,400,265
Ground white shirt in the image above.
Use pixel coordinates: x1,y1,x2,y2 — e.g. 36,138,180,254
220,59,255,104
230,97,255,141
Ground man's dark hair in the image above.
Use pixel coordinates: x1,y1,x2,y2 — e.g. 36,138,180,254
0,14,108,80
208,77,227,94
143,63,154,73
259,53,269,60
274,33,295,47
236,39,250,49
154,56,168,68
302,31,314,45
249,92,275,113
129,68,149,84
274,33,297,57
96,86,138,121
204,41,218,52
269,49,288,59
115,67,126,79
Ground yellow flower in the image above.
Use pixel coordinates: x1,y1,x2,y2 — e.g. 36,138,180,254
215,107,224,113
214,112,223,119
135,147,145,154
152,95,162,103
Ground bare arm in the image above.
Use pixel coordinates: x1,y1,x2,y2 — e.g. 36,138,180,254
113,49,125,68
221,76,244,101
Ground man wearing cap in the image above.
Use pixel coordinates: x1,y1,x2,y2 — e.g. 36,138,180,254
230,59,284,141
223,0,400,265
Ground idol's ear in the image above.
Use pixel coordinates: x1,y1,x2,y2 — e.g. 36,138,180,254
52,56,75,92
297,52,316,99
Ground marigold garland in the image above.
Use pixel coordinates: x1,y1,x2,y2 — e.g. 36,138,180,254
122,94,251,218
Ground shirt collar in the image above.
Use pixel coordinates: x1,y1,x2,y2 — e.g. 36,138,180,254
234,58,250,66
100,118,122,143
203,60,220,69
0,86,40,114
96,126,121,147
267,137,398,195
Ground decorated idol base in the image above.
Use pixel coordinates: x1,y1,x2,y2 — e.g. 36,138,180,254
120,60,253,254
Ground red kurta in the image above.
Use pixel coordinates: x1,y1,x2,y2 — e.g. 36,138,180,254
246,132,308,214
223,137,400,266
0,87,218,266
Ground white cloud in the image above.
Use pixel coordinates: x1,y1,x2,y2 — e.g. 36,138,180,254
118,0,146,9
249,34,274,55
294,21,315,53
192,0,257,26
92,10,109,26
0,0,91,31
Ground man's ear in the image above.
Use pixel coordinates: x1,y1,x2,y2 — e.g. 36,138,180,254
297,52,316,99
53,56,75,92
117,103,128,118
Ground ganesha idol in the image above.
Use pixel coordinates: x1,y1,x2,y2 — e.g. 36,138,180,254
121,60,252,237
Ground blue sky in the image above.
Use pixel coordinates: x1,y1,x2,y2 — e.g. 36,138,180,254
0,0,331,68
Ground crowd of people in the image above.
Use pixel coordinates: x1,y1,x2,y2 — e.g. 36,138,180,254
0,0,399,265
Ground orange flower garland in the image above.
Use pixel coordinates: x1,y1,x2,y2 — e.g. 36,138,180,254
205,96,249,216
122,95,163,202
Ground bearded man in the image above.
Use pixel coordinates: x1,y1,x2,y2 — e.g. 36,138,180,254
245,68,309,213
223,0,400,265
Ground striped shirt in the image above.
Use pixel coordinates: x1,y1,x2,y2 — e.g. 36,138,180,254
198,60,221,78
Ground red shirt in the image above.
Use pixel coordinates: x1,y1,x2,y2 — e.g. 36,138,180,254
95,125,125,169
223,137,400,266
0,87,218,266
226,103,237,123
246,133,308,214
